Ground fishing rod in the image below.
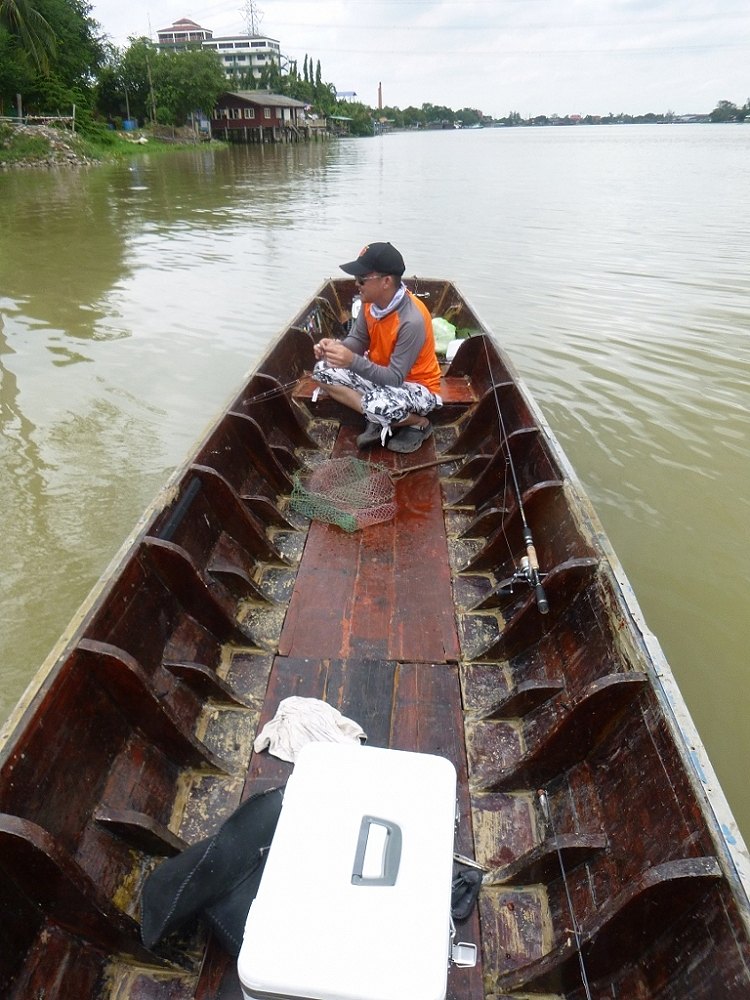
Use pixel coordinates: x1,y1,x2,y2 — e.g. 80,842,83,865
481,338,549,614
244,376,308,404
537,789,593,1000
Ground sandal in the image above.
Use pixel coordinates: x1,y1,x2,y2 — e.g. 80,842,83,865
356,420,385,449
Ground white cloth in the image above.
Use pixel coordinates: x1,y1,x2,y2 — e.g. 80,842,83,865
253,697,367,763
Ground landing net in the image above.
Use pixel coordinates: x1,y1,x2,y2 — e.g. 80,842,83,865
290,457,397,532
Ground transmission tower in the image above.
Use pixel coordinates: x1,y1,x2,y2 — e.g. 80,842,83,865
241,0,263,36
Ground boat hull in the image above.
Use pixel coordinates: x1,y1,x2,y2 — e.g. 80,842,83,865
0,278,748,999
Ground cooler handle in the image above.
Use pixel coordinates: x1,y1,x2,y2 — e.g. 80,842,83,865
351,815,402,886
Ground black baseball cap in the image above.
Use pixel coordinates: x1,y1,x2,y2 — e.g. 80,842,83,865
340,242,405,277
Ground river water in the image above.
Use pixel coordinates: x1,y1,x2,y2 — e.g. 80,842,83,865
1,125,748,834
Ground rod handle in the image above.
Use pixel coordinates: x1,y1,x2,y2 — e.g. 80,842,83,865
523,530,549,614
534,580,550,615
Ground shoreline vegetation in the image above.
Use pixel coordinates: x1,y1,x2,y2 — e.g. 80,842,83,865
0,121,220,169
1,106,747,170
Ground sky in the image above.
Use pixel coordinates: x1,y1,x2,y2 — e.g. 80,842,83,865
88,0,750,118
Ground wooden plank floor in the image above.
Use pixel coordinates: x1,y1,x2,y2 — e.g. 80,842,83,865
279,426,460,664
206,425,483,999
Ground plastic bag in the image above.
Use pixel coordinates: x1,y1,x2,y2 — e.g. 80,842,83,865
433,316,457,355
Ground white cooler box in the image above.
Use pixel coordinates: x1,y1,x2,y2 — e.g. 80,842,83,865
237,741,464,1000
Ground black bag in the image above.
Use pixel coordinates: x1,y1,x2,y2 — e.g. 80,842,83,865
141,785,284,954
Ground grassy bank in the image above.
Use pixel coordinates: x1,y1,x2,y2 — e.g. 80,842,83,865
0,122,219,169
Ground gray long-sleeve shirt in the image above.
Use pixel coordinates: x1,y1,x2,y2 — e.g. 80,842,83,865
341,293,427,387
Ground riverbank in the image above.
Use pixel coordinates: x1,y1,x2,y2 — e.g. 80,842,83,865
0,122,213,170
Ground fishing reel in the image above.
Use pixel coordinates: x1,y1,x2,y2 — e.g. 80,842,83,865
497,557,545,594
497,536,550,615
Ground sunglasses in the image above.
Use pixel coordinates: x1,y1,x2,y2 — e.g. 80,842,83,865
355,273,384,286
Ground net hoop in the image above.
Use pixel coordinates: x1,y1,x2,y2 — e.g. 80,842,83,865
290,457,397,532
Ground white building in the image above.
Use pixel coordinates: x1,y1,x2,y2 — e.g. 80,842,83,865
156,17,281,82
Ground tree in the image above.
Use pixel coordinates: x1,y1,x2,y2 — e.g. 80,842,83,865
95,43,126,120
0,0,54,71
335,99,374,136
257,57,284,94
421,102,454,125
456,106,482,127
281,52,338,115
117,37,157,123
0,27,36,112
401,105,425,128
151,47,226,125
1,0,104,118
710,99,738,123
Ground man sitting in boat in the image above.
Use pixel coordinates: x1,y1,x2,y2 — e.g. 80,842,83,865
312,242,442,453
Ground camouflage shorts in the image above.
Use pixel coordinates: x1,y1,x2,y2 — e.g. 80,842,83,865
313,361,442,426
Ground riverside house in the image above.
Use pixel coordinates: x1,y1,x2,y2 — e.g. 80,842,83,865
211,92,309,143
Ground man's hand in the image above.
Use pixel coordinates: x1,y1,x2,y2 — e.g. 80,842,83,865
314,338,354,369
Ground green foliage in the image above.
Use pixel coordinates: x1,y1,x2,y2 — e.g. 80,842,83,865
335,100,374,136
420,103,455,125
118,37,157,122
710,99,743,123
256,58,284,94
101,39,227,126
74,113,118,145
455,107,482,127
152,47,225,124
94,46,125,120
1,0,103,114
0,0,55,71
0,27,36,111
276,51,338,115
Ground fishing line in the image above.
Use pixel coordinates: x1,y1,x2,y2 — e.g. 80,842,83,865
537,789,594,1000
478,334,549,613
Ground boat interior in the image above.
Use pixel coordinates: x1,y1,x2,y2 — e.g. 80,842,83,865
0,278,748,999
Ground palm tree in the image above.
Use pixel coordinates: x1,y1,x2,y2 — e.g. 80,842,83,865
0,0,55,72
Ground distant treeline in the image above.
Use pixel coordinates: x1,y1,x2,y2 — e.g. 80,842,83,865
373,99,750,132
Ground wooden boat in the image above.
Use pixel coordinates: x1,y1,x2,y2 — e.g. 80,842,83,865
1,277,749,999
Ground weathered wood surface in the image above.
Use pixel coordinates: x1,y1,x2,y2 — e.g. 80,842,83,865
279,428,460,664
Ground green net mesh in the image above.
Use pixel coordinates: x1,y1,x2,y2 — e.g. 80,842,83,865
290,457,397,532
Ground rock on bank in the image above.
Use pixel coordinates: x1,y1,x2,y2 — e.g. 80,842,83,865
0,122,96,170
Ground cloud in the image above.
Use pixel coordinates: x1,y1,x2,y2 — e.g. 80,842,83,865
91,0,750,116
